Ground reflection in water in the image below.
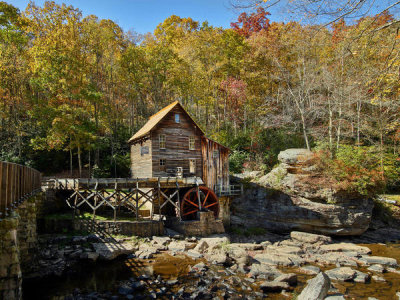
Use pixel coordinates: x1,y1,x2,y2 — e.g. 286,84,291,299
22,253,200,300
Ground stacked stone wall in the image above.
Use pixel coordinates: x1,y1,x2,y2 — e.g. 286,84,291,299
178,211,225,236
0,193,41,300
0,214,22,300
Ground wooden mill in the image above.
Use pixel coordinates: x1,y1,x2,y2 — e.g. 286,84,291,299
128,101,230,220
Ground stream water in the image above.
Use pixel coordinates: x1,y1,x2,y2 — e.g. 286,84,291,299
22,243,400,300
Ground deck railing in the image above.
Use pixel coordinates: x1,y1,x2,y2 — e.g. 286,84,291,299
0,161,42,219
214,184,243,197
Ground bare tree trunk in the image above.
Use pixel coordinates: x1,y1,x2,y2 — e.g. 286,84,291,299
70,146,73,177
328,97,333,152
336,101,342,150
78,145,82,178
357,100,361,146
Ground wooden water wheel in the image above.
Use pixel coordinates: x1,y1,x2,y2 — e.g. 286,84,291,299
180,186,219,220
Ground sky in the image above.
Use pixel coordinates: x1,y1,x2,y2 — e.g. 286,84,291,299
9,0,399,34
10,0,244,34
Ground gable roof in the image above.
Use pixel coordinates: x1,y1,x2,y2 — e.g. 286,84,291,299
128,101,205,143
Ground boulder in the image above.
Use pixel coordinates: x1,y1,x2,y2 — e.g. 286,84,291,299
248,263,282,279
367,264,386,273
319,243,371,255
92,242,137,260
266,244,304,255
274,273,297,286
297,272,330,300
193,240,209,253
197,236,229,248
299,265,320,275
228,243,263,251
354,270,370,283
152,236,171,246
325,267,356,281
232,149,374,236
372,275,386,282
254,252,304,267
359,255,397,267
290,231,332,245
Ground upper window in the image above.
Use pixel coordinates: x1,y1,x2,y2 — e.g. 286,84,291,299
175,113,180,123
159,134,166,149
189,136,195,150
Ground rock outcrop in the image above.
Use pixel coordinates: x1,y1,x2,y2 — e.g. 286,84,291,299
232,148,374,235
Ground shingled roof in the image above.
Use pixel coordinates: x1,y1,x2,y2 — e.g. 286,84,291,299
128,101,205,143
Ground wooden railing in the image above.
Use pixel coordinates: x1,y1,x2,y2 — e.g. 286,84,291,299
214,184,243,197
0,161,42,219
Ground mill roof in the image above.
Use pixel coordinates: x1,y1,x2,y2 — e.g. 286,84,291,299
128,101,205,143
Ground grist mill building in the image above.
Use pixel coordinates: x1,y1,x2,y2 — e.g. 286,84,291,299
128,101,230,192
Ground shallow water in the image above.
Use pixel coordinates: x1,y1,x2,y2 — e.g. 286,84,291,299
22,243,400,299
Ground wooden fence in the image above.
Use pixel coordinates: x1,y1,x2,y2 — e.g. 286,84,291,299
0,161,42,219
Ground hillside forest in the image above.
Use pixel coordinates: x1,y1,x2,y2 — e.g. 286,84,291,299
0,1,399,195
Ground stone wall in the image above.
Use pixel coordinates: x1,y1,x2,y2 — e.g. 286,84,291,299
0,194,41,300
173,211,225,236
0,213,22,300
74,219,164,237
40,216,164,237
218,196,231,226
17,196,39,272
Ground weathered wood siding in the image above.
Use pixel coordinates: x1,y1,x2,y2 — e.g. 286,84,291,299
151,106,203,178
130,138,152,178
201,138,229,191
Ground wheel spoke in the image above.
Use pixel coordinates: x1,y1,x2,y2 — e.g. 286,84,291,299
202,190,210,207
182,209,198,216
184,197,198,208
205,202,218,208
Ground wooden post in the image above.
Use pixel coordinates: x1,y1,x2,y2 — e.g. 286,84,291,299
196,177,201,211
136,177,139,221
176,178,181,221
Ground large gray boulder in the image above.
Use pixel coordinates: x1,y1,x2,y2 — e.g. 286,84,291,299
231,148,374,236
297,272,330,300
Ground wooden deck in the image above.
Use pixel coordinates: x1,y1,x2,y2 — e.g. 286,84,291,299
43,177,204,190
43,177,205,222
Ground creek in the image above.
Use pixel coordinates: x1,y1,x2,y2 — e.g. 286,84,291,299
22,242,400,300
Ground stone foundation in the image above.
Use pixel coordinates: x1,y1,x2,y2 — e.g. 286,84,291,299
0,194,41,300
74,219,164,237
218,196,231,226
172,211,225,236
0,214,22,300
39,216,164,237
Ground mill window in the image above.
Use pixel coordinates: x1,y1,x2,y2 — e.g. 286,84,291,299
159,134,166,149
189,159,196,174
175,113,180,123
189,136,195,150
160,159,166,171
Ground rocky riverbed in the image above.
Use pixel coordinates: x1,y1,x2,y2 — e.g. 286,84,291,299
22,229,400,300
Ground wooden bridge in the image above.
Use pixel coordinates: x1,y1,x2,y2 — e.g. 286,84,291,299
0,161,42,219
43,177,242,222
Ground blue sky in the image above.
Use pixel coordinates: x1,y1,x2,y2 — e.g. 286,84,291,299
9,0,398,34
10,0,244,34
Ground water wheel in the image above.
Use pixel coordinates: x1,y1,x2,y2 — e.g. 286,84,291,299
180,186,219,220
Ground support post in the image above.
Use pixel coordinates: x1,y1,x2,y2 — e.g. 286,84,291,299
196,177,201,210
136,177,139,221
